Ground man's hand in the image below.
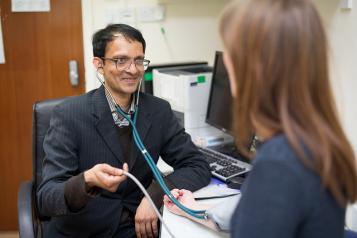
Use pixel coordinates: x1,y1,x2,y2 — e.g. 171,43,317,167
84,163,128,192
135,197,158,238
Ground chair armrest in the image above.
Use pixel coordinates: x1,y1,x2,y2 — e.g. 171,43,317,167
18,181,35,238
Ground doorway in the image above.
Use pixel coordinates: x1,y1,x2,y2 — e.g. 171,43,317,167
0,0,85,230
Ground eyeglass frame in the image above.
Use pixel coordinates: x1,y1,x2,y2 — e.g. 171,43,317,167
101,57,151,71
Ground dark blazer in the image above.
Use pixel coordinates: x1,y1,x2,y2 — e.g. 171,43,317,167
37,86,211,237
231,135,345,238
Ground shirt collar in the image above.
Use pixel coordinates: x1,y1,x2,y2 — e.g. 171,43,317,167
105,89,136,114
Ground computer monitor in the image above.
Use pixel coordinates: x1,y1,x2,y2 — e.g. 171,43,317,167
206,51,234,135
206,51,259,157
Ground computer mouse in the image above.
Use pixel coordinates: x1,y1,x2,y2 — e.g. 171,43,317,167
227,175,245,189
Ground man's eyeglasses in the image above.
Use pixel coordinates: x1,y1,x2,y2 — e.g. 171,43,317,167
101,57,150,71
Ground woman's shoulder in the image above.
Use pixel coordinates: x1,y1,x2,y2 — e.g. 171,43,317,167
253,134,317,181
255,134,302,164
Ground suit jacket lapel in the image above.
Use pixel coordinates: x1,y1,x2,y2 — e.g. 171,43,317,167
92,86,124,164
129,94,152,170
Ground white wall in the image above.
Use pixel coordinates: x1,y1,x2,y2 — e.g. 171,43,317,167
314,0,357,161
313,0,357,230
81,0,229,92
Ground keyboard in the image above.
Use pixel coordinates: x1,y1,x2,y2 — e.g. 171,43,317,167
198,147,252,181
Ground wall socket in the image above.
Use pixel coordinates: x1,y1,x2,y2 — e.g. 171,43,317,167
137,5,165,22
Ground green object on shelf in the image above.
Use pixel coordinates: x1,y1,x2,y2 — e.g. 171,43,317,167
144,72,153,81
197,75,205,83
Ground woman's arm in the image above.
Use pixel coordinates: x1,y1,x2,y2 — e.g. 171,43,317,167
163,189,219,231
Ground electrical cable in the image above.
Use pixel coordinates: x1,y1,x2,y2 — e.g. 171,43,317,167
123,171,176,238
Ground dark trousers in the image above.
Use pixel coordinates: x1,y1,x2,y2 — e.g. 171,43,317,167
113,208,160,238
113,208,136,238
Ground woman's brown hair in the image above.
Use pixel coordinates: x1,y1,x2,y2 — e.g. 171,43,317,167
220,0,357,206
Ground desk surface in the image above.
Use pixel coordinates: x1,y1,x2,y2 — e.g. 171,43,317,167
160,181,239,238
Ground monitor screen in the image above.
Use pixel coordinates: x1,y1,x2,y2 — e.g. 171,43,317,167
206,51,259,156
206,51,234,135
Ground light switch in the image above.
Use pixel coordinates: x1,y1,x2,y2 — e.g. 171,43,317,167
340,0,353,9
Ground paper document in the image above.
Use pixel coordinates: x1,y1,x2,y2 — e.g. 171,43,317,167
12,0,50,12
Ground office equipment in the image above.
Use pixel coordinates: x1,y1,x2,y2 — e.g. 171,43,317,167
203,51,252,180
18,97,68,238
206,52,260,152
198,147,251,181
153,65,213,130
142,61,207,95
206,51,233,135
226,175,246,189
153,64,233,146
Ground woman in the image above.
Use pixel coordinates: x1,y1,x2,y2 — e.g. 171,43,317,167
164,0,357,237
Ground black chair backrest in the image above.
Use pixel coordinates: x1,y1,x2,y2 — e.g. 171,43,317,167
29,97,69,237
33,97,67,191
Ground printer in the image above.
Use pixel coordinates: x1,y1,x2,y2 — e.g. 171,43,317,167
153,65,212,129
153,65,232,146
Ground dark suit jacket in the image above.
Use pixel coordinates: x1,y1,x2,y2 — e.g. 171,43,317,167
37,86,211,237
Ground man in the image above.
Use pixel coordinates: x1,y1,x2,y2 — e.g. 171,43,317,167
37,24,211,238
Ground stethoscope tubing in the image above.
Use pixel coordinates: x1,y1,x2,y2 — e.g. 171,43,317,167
96,71,206,219
115,105,206,219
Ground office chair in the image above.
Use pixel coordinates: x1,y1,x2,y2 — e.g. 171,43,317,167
17,97,68,238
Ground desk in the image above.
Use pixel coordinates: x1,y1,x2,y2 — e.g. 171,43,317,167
160,180,239,238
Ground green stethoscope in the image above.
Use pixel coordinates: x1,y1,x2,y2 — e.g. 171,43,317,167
96,71,207,219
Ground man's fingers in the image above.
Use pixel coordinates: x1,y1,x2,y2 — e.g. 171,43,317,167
151,218,158,237
99,163,122,176
145,221,154,238
87,163,128,191
135,220,142,238
96,170,126,191
140,221,147,238
123,162,129,172
99,164,127,180
135,215,149,238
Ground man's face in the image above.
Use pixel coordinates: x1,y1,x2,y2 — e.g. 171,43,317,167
102,35,145,99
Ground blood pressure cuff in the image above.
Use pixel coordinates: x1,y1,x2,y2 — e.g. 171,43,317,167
206,195,241,232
